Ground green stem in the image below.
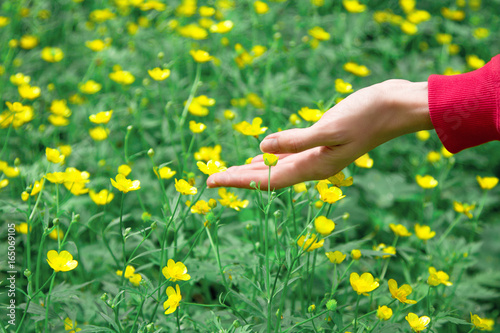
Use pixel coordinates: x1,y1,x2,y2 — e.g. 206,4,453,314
354,294,361,331
43,272,57,331
439,214,462,245
282,310,329,333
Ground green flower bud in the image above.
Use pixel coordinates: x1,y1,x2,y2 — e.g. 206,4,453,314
326,299,337,311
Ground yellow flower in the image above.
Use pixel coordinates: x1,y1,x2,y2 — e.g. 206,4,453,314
163,284,182,315
350,272,379,295
178,24,208,40
427,267,452,286
200,6,216,16
308,26,330,41
254,1,269,14
140,1,167,11
21,191,29,201
195,145,222,162
89,111,113,124
293,182,307,193
298,107,323,122
46,250,78,272
351,249,362,260
218,188,249,211
377,305,393,321
473,27,489,40
436,33,452,45
30,179,45,196
427,151,441,164
476,176,498,190
453,201,475,219
48,229,64,241
0,179,8,189
175,179,197,195
224,110,236,120
0,16,10,27
317,180,346,204
109,70,135,85
297,233,324,252
63,168,90,196
10,73,31,86
48,115,69,127
467,55,485,69
64,317,82,332
79,80,102,94
46,147,65,164
187,200,211,215
197,160,227,175
89,8,116,23
388,279,417,304
314,216,335,236
327,171,353,187
85,39,110,52
326,251,346,264
354,153,373,168
234,117,268,136
89,189,114,205
148,68,171,81
41,47,64,63
162,259,191,281
20,35,39,49
399,0,415,13
189,49,213,63
343,0,366,13
210,20,234,33
406,313,431,332
471,313,495,331
414,223,435,241
3,166,20,178
187,95,216,116
45,172,67,184
263,153,278,167
343,62,370,77
129,273,142,286
416,130,430,141
441,146,454,158
246,93,265,109
18,84,41,100
189,120,206,133
389,223,412,237
110,174,141,193
116,265,142,286
157,166,176,179
441,7,465,21
89,127,109,141
50,100,71,117
415,175,438,189
15,223,30,234
335,78,353,94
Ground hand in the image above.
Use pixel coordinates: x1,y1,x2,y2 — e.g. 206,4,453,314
207,80,433,189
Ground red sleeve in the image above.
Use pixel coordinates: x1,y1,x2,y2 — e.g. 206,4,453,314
428,54,500,153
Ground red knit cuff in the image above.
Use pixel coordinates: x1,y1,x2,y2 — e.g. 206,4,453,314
428,55,500,153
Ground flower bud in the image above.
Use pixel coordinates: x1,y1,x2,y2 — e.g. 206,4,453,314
232,320,241,328
151,221,157,230
308,304,316,313
127,125,133,132
249,180,257,189
208,198,217,208
24,269,32,278
52,218,60,226
326,299,337,311
343,212,350,220
273,210,282,219
147,148,155,157
14,158,21,166
124,227,131,237
101,293,108,301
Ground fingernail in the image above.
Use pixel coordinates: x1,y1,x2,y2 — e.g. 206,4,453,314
207,177,218,188
260,138,277,152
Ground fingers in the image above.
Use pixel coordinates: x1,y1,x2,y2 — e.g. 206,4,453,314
259,126,332,154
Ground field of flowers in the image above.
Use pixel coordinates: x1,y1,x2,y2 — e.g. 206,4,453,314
1,0,500,332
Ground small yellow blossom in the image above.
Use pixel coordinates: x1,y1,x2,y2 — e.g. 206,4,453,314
89,127,109,141
79,80,102,94
110,174,140,193
194,145,222,162
401,21,418,35
89,8,116,23
200,6,216,16
416,130,430,141
427,266,453,286
45,172,67,184
377,305,393,320
218,188,249,211
89,189,114,205
467,55,485,69
89,111,113,124
453,201,475,219
50,100,71,117
308,27,330,41
293,182,307,193
148,68,171,81
314,216,335,236
187,200,211,215
263,153,278,166
326,251,346,264
64,317,82,332
476,176,498,190
30,179,44,196
210,20,234,33
118,164,132,176
187,95,216,116
157,166,176,179
298,107,323,122
415,175,438,189
350,272,379,295
335,78,353,94
224,110,235,120
246,93,265,109
414,223,435,241
21,191,29,201
189,120,207,133
351,249,362,260
85,39,110,52
15,223,30,234
473,27,489,40
343,62,371,76
175,179,197,195
471,314,495,331
46,147,65,164
162,259,191,281
327,171,353,187
116,265,142,286
343,0,366,13
3,166,20,178
140,1,166,11
41,47,64,63
317,180,346,204
48,229,64,241
406,313,431,332
20,35,39,49
254,1,269,14
109,70,135,85
441,146,454,158
18,84,41,100
197,160,227,175
441,7,465,21
436,33,453,45
388,279,417,304
0,179,9,189
46,250,78,272
163,284,182,315
234,117,268,136
0,16,10,27
297,233,324,252
355,153,373,168
389,223,412,237
427,151,441,164
178,24,208,40
10,73,31,86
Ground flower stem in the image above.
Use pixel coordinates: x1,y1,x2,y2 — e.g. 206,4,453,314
43,272,57,331
354,294,361,331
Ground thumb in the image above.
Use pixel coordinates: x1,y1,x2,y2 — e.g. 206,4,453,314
260,127,331,153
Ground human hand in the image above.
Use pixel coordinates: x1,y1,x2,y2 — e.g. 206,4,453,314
207,80,433,189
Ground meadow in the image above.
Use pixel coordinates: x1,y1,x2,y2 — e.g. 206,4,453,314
1,0,500,332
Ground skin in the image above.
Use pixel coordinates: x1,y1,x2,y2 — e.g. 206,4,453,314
207,80,433,189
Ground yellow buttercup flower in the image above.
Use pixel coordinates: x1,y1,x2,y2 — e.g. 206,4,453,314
254,1,269,14
89,8,116,23
314,216,335,236
343,62,371,77
30,179,45,196
427,151,441,163
436,33,452,45
20,35,39,49
85,39,110,52
187,95,216,116
156,166,176,179
401,21,418,35
406,313,430,332
41,47,64,63
0,179,9,189
186,200,211,215
15,223,30,234
140,1,167,11
441,7,465,21
64,317,82,332
326,251,346,264
467,55,485,69
263,153,278,167
45,172,67,184
79,80,102,94
441,146,453,157
89,127,109,141
373,243,395,259
10,73,31,86
50,100,71,117
234,117,268,136
389,223,412,237
471,313,495,331
46,147,65,164
415,175,438,189
224,110,236,120
197,160,227,175
189,120,207,133
377,305,393,321
48,115,69,127
414,223,435,241
298,107,323,122
0,16,10,27
18,84,41,100
109,70,135,85
3,166,20,178
175,179,197,195
473,27,489,40
48,229,64,241
148,68,171,81
116,265,142,286
355,153,373,168
317,180,346,204
218,188,249,211
293,182,307,193
427,266,452,286
476,176,498,190
351,249,362,260
335,78,353,94
46,250,78,272
328,171,353,187
416,130,430,141
388,279,417,304
199,6,216,16
190,49,213,63
162,259,191,281
247,93,265,109
297,233,324,252
453,201,475,219
89,111,113,124
308,26,330,41
89,189,114,205
350,272,379,295
110,174,141,193
399,0,415,13
178,24,208,40
343,0,366,13
163,284,182,315
194,145,222,162
210,20,234,33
